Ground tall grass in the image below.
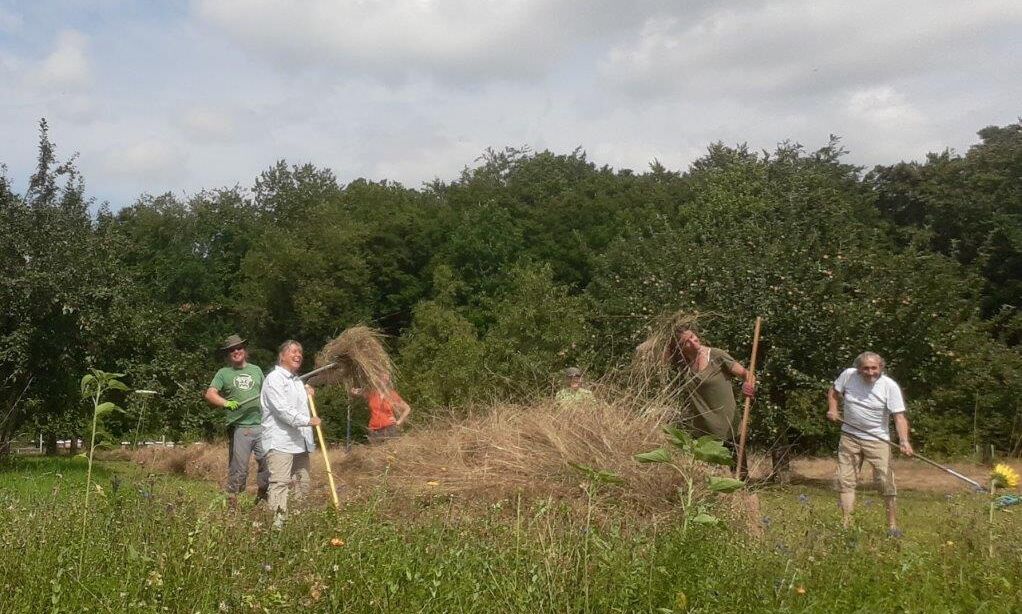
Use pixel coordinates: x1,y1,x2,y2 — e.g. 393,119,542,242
3,456,1021,612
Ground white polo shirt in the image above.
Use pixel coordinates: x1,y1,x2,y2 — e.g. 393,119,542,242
833,368,905,442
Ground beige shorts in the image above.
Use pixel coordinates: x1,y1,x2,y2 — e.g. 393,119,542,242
836,433,896,496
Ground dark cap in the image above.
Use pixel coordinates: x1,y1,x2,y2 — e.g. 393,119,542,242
219,334,246,351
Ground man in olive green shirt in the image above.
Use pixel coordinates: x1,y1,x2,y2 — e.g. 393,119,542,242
204,334,268,506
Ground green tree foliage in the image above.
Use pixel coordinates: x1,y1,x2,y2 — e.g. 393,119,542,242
2,119,1020,455
481,262,593,398
397,267,487,408
869,121,1022,344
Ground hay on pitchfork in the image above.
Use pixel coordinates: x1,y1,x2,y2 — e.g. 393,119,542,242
632,311,703,379
311,325,393,390
629,310,709,405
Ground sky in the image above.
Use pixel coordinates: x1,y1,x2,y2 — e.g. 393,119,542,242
1,0,1020,207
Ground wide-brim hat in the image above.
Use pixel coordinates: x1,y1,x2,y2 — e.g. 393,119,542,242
219,334,246,351
564,367,582,378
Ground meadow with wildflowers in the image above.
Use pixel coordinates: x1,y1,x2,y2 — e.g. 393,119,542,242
2,455,1021,613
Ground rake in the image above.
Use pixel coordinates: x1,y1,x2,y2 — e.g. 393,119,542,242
835,417,988,493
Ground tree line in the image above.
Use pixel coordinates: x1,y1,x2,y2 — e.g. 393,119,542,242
2,119,1019,455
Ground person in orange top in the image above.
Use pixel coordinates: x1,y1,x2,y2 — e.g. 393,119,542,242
350,373,411,443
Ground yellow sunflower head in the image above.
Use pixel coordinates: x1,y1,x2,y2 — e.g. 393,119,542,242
991,463,1020,489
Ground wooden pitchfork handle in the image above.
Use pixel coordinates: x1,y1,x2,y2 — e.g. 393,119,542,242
735,316,762,479
307,392,341,510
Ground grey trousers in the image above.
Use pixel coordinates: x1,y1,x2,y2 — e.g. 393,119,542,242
226,425,270,499
266,450,311,517
367,424,399,444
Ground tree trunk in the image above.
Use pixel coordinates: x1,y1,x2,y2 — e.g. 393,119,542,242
44,431,58,456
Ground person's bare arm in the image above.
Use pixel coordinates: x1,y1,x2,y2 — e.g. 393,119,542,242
393,399,411,427
826,387,842,422
204,387,232,408
893,413,913,456
729,362,756,397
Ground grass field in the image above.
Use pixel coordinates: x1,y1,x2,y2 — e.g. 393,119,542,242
1,455,1020,613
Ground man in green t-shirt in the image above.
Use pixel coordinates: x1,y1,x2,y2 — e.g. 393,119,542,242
204,334,268,506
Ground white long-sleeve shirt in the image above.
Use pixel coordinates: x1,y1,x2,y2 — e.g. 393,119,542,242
260,365,315,454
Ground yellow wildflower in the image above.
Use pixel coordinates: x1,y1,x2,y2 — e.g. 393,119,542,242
674,590,688,611
991,464,1020,489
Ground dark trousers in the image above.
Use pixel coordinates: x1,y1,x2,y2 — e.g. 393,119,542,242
226,425,270,499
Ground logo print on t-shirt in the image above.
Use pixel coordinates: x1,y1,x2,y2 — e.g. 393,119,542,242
235,374,254,391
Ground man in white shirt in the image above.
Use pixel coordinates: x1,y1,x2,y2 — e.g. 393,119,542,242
261,339,321,528
827,351,914,535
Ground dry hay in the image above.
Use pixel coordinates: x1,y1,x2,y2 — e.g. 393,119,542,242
628,310,710,408
310,325,393,390
328,395,718,515
108,394,730,519
632,310,703,377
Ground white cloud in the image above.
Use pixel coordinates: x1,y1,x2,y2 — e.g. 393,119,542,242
192,0,692,84
100,139,185,183
846,86,923,126
31,30,92,90
600,0,1022,100
179,107,238,143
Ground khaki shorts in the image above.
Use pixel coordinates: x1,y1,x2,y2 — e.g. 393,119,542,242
836,433,897,496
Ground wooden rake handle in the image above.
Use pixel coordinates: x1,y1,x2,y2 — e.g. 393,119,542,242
307,393,340,510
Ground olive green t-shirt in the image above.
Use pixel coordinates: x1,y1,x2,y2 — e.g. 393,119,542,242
210,364,263,426
680,347,739,440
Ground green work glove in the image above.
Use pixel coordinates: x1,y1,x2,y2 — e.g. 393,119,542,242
223,400,239,410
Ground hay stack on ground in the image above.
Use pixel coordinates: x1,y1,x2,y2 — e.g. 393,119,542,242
329,396,716,515
108,395,730,517
310,325,392,390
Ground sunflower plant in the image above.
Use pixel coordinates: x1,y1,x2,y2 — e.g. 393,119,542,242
988,463,1020,558
991,463,1019,490
635,426,744,531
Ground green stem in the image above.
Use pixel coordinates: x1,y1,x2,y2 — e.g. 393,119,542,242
989,480,996,559
78,386,101,579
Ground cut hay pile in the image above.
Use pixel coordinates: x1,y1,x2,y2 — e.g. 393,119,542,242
310,325,392,390
108,395,731,517
331,395,715,514
113,392,727,516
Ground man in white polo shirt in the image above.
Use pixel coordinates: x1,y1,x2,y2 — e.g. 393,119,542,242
827,351,914,535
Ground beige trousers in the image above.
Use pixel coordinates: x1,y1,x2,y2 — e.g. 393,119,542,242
265,450,311,516
836,433,896,496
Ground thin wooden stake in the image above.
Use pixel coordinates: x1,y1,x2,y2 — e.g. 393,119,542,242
735,316,762,479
